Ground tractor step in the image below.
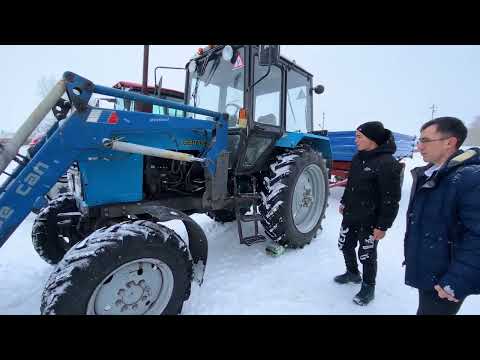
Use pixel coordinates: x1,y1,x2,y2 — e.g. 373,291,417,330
242,234,267,246
237,193,261,200
234,176,266,246
239,214,263,222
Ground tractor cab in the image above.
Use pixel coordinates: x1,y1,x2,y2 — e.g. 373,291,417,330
185,45,323,174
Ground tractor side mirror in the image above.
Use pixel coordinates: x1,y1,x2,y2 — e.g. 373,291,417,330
259,45,280,66
313,85,325,95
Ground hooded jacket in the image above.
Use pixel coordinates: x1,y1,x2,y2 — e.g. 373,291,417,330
404,147,480,300
340,130,402,230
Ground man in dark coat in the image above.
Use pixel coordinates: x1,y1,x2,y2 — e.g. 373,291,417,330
404,116,480,315
336,121,403,306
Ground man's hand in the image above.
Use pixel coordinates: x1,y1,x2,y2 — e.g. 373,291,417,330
373,228,386,240
339,204,344,215
434,285,459,303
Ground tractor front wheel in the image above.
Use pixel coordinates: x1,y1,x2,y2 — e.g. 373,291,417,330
40,221,193,315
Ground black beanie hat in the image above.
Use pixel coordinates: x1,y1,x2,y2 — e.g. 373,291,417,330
357,121,387,145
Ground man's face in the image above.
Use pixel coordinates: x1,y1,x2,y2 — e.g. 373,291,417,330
355,130,377,151
417,125,456,165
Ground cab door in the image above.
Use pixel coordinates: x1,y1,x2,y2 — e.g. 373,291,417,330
236,48,285,174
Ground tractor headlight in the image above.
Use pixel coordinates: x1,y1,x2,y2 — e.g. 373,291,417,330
222,45,234,62
188,60,197,73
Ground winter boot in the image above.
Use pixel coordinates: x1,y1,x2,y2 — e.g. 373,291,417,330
353,282,375,306
334,271,362,284
266,242,286,257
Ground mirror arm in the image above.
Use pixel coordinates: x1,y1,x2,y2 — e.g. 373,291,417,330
248,64,272,92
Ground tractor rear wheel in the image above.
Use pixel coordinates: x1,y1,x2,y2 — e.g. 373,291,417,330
40,221,193,315
259,146,329,248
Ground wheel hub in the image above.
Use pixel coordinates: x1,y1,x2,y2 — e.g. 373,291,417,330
87,259,174,315
292,164,326,233
301,188,313,208
115,280,152,312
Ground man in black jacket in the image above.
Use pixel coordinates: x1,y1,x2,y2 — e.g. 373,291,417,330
335,121,402,306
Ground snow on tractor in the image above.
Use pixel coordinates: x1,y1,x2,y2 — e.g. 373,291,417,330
0,45,331,315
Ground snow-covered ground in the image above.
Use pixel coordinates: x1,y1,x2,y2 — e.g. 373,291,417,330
1,152,479,315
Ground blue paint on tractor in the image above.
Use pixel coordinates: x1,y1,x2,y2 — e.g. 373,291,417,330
275,132,332,161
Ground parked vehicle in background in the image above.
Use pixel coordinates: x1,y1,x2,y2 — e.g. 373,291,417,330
320,130,416,188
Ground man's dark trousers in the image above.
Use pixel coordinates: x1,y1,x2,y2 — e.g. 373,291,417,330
338,222,378,285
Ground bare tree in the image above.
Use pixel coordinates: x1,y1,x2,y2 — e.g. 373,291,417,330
29,75,59,141
36,75,58,98
465,116,480,146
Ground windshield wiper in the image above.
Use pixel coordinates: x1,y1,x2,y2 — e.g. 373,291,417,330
287,90,297,125
191,52,215,107
192,78,200,108
204,56,220,87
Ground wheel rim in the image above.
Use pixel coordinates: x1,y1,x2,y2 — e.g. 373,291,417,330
291,164,325,233
87,258,174,315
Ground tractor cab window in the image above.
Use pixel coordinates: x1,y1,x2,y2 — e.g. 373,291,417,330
115,98,134,112
188,48,245,127
152,95,184,117
152,106,182,117
115,92,183,116
253,57,282,127
286,69,312,133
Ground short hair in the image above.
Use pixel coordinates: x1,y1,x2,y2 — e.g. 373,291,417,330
421,117,468,149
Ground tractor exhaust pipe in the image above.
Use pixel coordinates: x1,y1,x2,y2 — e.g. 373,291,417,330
0,79,66,175
103,138,205,163
142,45,149,96
140,45,150,112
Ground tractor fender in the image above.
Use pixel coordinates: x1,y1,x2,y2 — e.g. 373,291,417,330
274,132,332,161
142,205,208,286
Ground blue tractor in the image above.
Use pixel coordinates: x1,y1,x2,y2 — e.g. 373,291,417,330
0,45,331,315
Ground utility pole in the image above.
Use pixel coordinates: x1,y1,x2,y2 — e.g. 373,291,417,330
319,112,326,130
429,104,437,120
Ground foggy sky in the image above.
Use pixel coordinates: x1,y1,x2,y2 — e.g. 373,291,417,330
1,45,478,136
